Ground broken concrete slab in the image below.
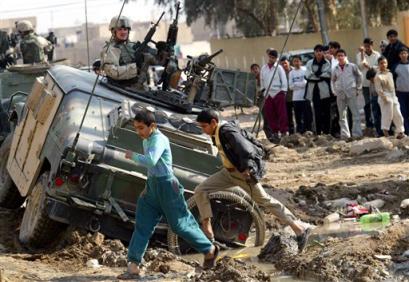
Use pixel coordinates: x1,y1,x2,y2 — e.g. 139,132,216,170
350,138,394,155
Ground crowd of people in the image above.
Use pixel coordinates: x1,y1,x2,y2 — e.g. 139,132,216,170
250,29,409,142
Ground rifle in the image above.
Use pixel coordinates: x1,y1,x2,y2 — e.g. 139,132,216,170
134,12,165,67
166,2,180,56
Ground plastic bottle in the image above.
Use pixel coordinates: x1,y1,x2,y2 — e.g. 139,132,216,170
359,212,390,224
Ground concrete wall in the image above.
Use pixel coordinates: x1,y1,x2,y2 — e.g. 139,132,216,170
210,12,409,71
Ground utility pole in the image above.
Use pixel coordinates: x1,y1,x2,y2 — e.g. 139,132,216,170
360,0,368,38
316,0,329,45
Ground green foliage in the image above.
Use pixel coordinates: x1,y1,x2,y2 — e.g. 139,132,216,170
127,0,409,37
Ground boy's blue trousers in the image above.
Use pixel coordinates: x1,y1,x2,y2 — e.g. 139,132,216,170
127,174,213,263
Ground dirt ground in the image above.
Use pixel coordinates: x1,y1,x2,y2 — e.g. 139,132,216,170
1,107,409,281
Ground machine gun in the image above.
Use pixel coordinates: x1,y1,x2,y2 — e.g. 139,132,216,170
134,12,165,67
183,49,223,103
166,2,180,56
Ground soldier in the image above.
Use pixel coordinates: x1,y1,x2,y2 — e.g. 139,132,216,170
46,31,57,62
16,20,51,64
101,16,141,88
0,30,11,70
101,16,170,90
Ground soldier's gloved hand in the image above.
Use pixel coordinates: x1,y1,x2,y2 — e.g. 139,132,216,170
135,53,144,69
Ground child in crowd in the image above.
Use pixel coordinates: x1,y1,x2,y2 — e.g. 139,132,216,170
331,49,363,139
260,49,288,142
365,68,383,137
374,56,405,139
394,47,409,134
288,55,312,133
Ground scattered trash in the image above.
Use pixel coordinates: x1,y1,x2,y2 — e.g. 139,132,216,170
363,199,385,209
323,198,355,209
374,254,392,260
323,212,340,224
86,259,101,269
359,212,390,224
401,199,409,209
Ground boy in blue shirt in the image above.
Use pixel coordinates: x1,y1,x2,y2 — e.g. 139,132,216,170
118,109,218,279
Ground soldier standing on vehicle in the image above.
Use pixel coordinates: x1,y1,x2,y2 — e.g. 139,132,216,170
119,109,219,279
0,30,12,70
101,16,169,89
101,16,139,87
195,109,312,253
46,31,57,62
16,20,51,64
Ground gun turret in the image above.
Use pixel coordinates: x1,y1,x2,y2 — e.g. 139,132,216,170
197,49,223,67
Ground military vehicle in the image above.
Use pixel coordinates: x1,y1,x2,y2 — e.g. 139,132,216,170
0,65,50,144
0,62,265,254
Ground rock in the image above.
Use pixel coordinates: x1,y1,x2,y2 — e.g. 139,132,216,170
323,198,356,209
349,138,393,155
403,250,409,258
363,199,385,209
258,232,298,264
323,212,340,224
90,232,105,246
401,199,409,209
374,254,392,260
386,148,405,161
86,259,101,268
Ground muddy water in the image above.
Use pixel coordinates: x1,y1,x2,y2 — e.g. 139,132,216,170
182,221,390,281
183,246,305,281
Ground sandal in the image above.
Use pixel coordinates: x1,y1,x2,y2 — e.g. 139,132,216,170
117,271,140,280
203,244,220,270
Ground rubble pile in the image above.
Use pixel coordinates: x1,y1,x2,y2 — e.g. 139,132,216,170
279,132,336,149
259,221,409,281
32,230,128,268
292,180,409,224
258,231,298,268
193,256,272,282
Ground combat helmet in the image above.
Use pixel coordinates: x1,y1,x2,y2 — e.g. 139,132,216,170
109,16,131,31
17,20,34,33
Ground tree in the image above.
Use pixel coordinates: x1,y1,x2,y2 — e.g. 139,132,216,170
126,0,409,37
153,0,287,37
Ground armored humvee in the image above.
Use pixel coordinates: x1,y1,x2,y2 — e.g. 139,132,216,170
0,65,50,144
0,64,264,253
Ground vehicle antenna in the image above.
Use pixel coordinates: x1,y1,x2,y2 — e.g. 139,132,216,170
84,0,90,72
251,0,304,136
70,0,128,152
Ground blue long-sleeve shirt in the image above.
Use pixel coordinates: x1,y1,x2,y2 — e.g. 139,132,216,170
131,129,173,177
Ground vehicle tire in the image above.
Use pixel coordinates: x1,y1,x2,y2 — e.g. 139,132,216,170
167,190,266,255
19,173,67,248
0,134,25,209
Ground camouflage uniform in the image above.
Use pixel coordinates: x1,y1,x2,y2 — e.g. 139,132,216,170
101,41,139,86
16,21,51,64
19,33,49,64
102,40,160,88
0,31,10,57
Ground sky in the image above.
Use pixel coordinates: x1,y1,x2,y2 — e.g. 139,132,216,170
0,0,175,33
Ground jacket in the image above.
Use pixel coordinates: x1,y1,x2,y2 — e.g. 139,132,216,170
217,121,265,181
383,40,409,73
304,58,332,100
331,62,362,97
